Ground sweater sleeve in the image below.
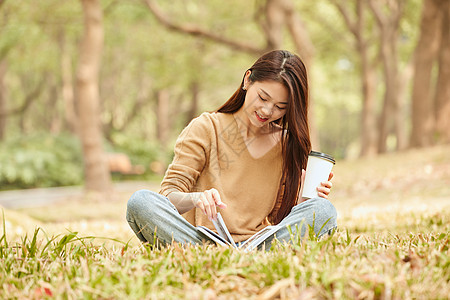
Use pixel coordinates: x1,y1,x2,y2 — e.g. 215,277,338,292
159,113,212,196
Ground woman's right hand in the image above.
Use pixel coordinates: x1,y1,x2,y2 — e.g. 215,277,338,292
194,188,227,221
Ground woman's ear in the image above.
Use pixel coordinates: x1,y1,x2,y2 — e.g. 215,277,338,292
243,70,252,90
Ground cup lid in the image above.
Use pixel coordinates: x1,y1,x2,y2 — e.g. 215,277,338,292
309,151,336,164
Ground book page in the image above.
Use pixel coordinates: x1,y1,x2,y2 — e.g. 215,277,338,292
212,213,237,247
199,213,282,250
196,226,230,246
240,225,282,251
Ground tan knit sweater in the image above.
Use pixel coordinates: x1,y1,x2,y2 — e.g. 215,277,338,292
159,112,283,242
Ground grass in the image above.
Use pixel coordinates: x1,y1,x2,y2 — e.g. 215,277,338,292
1,215,448,299
1,145,449,299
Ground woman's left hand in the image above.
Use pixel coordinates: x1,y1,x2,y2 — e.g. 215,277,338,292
317,172,333,199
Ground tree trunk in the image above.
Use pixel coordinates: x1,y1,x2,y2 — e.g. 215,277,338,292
357,2,379,157
18,76,45,135
435,0,450,143
368,0,403,153
265,0,319,149
282,0,319,150
155,89,170,174
377,37,398,153
332,0,379,157
410,0,442,147
264,0,286,49
76,0,111,194
186,81,199,126
0,60,6,140
360,50,378,156
59,31,77,134
396,63,413,150
48,82,61,134
156,89,170,150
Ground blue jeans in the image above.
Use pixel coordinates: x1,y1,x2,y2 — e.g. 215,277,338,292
126,190,337,249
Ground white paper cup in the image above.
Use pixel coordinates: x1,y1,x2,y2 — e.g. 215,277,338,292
301,151,336,199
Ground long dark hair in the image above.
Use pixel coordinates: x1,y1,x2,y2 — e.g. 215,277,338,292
217,50,311,224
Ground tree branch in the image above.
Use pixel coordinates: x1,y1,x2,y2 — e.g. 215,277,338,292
253,0,267,39
301,2,351,46
331,0,358,36
143,0,265,55
104,0,120,16
0,76,46,118
392,0,405,31
368,0,387,29
117,92,148,132
284,4,315,59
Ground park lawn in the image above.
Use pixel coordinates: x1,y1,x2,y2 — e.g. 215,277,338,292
0,211,448,299
1,145,449,299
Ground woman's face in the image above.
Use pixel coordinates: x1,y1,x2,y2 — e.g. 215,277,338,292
242,73,289,128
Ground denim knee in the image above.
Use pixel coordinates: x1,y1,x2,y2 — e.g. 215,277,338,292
310,197,337,220
127,189,149,212
127,190,159,218
295,197,337,236
312,197,337,234
127,190,178,219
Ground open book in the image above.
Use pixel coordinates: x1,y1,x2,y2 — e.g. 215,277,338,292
196,213,283,251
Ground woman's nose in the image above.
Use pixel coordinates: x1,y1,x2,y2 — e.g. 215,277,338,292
261,103,273,117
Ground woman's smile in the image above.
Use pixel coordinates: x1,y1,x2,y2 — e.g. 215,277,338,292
255,111,269,122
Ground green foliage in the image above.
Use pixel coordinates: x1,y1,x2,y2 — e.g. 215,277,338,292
0,0,430,172
0,134,83,189
0,131,167,189
108,131,163,178
110,133,159,164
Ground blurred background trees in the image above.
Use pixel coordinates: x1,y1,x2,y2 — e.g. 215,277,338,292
76,0,111,193
0,0,448,193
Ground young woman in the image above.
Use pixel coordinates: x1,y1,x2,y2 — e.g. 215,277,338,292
126,50,336,249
